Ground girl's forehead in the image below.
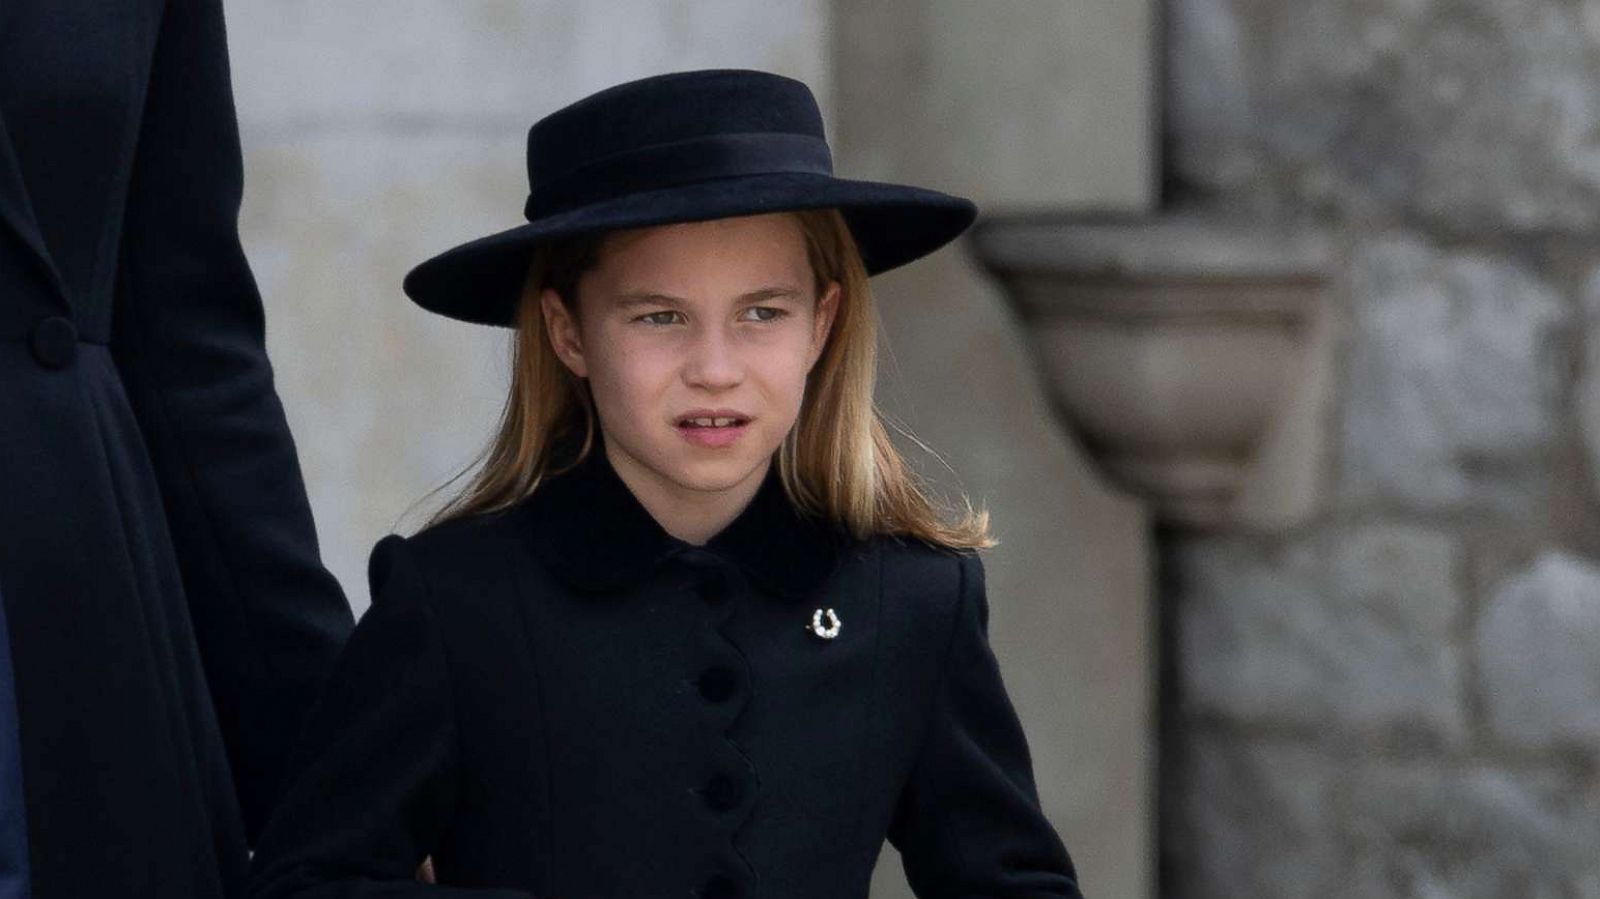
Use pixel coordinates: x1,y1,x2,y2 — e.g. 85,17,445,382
587,213,813,295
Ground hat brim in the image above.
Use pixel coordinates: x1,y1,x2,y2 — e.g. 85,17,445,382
401,172,977,327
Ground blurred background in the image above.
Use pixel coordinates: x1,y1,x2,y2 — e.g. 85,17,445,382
223,2,1600,898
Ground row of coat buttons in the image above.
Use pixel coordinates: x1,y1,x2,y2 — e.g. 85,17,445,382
690,573,742,808
695,663,742,814
676,551,748,899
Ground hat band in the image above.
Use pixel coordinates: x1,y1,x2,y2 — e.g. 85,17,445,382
523,131,833,221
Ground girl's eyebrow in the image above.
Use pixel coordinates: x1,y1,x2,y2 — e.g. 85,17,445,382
611,286,802,308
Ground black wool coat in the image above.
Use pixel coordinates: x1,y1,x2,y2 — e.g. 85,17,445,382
248,447,1084,899
0,1,354,896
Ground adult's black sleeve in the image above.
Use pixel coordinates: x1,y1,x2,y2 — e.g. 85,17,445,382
109,0,354,842
886,552,1086,899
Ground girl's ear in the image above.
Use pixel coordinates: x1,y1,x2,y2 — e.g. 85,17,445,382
541,287,589,378
809,280,841,367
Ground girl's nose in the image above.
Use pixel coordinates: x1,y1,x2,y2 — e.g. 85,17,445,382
682,326,744,390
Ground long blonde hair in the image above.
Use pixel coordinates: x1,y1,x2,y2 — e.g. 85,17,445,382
428,208,994,550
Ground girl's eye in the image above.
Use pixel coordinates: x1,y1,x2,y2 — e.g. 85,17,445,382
742,306,788,323
636,310,683,326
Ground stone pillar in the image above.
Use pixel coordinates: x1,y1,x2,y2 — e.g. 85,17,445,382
833,3,1157,897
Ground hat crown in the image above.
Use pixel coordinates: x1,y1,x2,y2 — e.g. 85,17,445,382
404,68,976,327
526,69,829,195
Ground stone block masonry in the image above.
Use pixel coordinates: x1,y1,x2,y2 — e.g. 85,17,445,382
1162,1,1600,896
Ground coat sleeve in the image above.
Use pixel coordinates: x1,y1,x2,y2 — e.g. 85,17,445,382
886,552,1086,899
108,0,354,842
248,535,533,899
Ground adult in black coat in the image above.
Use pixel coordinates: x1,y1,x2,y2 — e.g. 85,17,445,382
247,445,1084,899
0,1,355,897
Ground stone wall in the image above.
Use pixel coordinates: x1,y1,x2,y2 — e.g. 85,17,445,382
1163,1,1600,897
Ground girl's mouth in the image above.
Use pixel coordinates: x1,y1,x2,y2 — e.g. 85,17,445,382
675,414,751,449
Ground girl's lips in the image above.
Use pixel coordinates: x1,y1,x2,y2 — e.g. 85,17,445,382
675,419,749,449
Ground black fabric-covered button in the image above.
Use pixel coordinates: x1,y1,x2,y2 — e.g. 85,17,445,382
701,874,740,899
702,773,742,812
30,316,77,369
694,569,729,605
697,666,737,703
674,549,732,604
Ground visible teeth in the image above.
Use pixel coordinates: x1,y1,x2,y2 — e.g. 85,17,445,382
685,417,740,427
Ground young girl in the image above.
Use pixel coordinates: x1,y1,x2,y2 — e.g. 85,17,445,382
247,69,1084,899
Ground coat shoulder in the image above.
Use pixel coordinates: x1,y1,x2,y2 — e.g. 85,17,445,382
859,532,982,623
367,507,529,612
405,507,525,566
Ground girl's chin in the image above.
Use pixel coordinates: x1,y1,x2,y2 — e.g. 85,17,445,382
655,449,774,494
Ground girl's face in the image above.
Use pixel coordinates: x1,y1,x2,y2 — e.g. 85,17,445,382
542,212,840,513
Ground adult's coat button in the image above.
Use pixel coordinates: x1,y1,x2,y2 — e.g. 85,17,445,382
30,316,76,369
703,774,742,811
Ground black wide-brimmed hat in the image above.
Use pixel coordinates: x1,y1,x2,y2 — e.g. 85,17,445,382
402,68,977,327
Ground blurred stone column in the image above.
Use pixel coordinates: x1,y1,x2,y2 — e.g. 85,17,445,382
832,3,1157,898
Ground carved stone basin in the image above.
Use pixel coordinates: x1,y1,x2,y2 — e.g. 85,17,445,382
972,215,1333,527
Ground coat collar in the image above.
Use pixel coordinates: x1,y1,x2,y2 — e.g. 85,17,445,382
521,443,846,601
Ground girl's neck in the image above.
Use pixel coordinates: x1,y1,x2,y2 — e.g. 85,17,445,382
602,442,769,546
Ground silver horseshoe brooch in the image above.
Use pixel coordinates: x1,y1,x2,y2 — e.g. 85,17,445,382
807,607,841,640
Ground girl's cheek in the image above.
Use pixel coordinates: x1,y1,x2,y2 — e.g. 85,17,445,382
604,338,673,376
